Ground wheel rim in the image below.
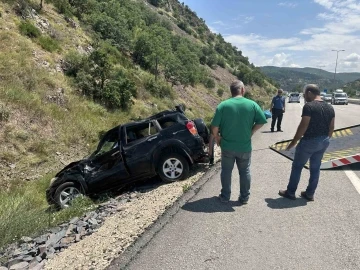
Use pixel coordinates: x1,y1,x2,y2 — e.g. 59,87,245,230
163,158,183,179
59,187,81,208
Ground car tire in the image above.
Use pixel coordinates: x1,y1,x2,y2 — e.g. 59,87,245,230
54,182,83,209
158,153,189,183
193,118,210,144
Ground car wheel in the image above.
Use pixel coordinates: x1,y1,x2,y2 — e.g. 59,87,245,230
193,118,209,144
158,153,189,183
54,182,83,209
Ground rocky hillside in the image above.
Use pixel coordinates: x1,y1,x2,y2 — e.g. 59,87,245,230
261,66,360,93
0,0,276,191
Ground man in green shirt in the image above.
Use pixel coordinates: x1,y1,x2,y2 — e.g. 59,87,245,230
211,80,267,204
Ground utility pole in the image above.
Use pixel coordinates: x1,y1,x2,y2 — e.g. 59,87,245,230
332,49,345,80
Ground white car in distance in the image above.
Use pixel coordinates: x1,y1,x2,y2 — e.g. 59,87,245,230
288,92,301,103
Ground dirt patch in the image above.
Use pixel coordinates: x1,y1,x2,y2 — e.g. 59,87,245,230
209,66,237,87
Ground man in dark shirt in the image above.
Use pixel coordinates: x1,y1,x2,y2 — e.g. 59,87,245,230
270,89,285,132
279,84,335,201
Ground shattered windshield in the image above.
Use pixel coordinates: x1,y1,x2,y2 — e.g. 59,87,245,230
92,128,119,157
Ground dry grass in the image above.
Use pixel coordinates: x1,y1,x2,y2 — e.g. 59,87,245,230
0,173,95,250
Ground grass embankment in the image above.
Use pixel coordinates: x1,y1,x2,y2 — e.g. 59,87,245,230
0,29,214,251
0,174,95,252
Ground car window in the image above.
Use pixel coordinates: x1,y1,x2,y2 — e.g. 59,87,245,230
125,122,158,144
157,117,178,129
335,93,346,97
290,93,299,96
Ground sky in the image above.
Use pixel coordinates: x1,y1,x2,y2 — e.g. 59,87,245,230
181,0,360,73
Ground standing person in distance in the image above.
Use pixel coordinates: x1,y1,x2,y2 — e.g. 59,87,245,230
270,89,285,132
211,80,267,204
279,84,335,201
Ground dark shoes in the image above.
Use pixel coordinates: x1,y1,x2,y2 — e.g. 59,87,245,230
238,197,248,205
271,129,274,132
279,190,315,201
278,190,296,200
300,191,314,201
277,130,283,132
218,194,229,203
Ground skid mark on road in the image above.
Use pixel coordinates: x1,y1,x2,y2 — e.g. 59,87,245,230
343,166,360,194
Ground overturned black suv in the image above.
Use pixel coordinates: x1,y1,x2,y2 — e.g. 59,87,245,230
46,105,210,208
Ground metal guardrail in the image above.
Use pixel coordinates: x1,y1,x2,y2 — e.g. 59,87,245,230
348,98,360,104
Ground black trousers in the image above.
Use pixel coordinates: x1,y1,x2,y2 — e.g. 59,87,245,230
271,108,283,131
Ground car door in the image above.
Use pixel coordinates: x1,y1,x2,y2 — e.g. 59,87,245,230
122,121,162,177
86,127,130,193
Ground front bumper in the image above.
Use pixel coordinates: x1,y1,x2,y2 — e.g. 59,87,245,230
334,100,347,104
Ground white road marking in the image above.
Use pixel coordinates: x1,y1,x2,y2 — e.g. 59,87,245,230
343,166,360,194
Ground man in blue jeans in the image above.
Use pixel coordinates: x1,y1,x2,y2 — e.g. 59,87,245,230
211,80,267,204
279,84,335,201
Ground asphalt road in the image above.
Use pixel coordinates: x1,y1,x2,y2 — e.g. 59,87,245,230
124,100,360,270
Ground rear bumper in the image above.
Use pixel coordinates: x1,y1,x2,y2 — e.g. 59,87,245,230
191,140,209,163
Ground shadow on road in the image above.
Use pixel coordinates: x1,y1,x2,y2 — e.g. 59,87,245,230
182,196,242,213
265,197,307,209
261,131,275,134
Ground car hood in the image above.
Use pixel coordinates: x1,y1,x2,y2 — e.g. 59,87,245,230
55,159,88,177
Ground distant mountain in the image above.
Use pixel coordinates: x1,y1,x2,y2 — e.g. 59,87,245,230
260,66,360,92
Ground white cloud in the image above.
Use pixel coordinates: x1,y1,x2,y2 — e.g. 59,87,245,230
225,34,300,51
244,16,254,24
266,53,296,66
278,2,298,8
227,0,360,71
212,20,225,26
300,28,327,35
208,26,218,34
313,0,333,9
345,53,360,62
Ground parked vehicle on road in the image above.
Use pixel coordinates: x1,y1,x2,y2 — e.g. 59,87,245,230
323,94,332,103
332,89,348,105
46,105,210,209
288,92,301,103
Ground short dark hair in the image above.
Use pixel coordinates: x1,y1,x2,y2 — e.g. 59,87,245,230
304,84,320,96
230,80,244,96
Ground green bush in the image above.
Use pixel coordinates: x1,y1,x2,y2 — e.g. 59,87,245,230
101,69,136,109
19,21,41,38
63,51,84,77
217,57,226,68
204,77,215,89
103,79,134,110
217,88,224,97
50,0,73,16
0,104,10,122
37,36,61,52
145,77,174,98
